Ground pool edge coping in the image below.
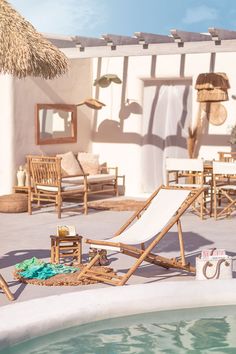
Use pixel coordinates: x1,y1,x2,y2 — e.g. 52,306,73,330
1,279,236,349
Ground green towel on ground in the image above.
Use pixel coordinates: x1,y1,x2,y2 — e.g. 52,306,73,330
15,257,78,280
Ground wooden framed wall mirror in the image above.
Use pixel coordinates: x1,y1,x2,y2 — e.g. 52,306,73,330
35,104,77,145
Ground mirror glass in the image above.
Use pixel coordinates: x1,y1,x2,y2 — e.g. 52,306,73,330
35,104,77,144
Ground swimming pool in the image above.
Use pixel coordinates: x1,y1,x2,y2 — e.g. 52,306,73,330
2,305,236,353
1,280,236,352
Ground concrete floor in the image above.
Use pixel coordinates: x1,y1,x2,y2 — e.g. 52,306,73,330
1,200,236,307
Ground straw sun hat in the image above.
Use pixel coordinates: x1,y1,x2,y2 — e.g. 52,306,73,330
94,74,122,88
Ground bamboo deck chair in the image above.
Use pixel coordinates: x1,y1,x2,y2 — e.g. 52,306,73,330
77,186,204,286
0,274,14,301
27,155,87,218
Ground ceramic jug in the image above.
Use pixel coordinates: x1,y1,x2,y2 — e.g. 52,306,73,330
17,165,26,187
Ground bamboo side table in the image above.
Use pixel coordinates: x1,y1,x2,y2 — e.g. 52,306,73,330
50,235,82,264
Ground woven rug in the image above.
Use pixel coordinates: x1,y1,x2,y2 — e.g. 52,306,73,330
14,264,115,286
88,199,145,211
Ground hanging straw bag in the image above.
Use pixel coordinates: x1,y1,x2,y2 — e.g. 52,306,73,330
196,248,233,280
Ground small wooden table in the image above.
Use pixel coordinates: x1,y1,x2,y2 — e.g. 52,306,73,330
50,234,82,264
13,186,30,194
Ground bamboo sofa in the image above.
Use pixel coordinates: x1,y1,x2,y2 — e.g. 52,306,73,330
27,152,121,217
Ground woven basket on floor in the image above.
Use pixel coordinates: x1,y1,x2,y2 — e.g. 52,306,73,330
0,193,28,213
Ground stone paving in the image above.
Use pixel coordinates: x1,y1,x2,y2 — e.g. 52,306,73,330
1,201,236,307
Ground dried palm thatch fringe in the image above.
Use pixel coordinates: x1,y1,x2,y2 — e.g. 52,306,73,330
0,0,68,79
195,73,230,90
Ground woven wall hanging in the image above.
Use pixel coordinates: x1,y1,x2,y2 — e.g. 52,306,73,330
201,102,227,126
195,72,230,102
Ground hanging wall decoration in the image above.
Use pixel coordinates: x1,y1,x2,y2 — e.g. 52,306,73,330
94,74,122,88
76,98,106,110
195,72,230,102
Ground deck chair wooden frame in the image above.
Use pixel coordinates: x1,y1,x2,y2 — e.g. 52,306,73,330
213,161,236,220
77,186,204,286
0,273,14,301
165,157,210,219
27,155,88,218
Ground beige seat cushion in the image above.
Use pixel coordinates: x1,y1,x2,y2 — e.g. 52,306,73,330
78,152,99,175
57,151,83,176
63,174,115,185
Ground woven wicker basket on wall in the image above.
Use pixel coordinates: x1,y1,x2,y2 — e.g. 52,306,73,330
195,73,230,90
197,88,228,102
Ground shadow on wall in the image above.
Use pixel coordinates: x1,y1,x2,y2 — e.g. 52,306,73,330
92,57,190,153
92,55,231,155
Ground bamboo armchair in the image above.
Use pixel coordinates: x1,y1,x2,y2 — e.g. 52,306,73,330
213,161,236,219
27,155,87,218
77,186,204,286
165,158,211,219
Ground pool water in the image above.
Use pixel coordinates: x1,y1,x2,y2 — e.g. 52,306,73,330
2,305,236,354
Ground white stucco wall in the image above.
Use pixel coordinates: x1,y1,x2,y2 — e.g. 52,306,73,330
1,49,236,196
90,52,236,195
0,58,93,195
0,75,14,195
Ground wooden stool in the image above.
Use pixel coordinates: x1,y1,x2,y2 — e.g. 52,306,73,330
50,235,82,264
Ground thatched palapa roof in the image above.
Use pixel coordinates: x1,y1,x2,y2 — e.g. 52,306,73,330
0,0,68,79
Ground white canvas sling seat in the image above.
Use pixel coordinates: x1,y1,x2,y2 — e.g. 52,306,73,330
77,186,204,286
213,161,236,219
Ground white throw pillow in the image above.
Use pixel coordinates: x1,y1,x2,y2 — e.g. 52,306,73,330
57,151,83,176
78,152,100,175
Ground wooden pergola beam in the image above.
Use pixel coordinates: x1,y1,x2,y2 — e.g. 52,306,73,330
208,27,236,41
73,36,106,51
170,29,211,43
102,34,139,47
134,32,174,44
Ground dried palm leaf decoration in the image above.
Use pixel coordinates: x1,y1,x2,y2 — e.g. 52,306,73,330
0,0,68,79
77,98,106,110
94,74,122,88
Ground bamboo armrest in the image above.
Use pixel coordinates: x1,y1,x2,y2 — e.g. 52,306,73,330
107,167,118,176
61,173,89,179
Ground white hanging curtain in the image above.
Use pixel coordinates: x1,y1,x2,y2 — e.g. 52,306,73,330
141,82,192,193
